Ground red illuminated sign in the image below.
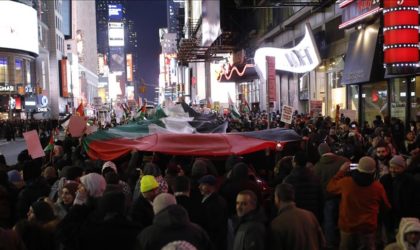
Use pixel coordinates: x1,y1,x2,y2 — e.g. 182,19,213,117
383,0,419,74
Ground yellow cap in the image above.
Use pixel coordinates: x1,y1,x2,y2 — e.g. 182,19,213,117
140,175,159,193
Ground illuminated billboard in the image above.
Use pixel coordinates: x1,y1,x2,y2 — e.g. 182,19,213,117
0,1,38,55
201,0,221,47
254,23,321,80
126,54,133,82
108,22,124,47
109,47,125,72
108,4,122,21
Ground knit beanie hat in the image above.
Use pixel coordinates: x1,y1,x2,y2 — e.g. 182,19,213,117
140,175,159,193
389,155,406,169
318,143,331,156
153,193,177,215
357,156,376,174
102,161,118,174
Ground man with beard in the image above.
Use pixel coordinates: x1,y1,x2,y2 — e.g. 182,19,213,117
374,141,392,179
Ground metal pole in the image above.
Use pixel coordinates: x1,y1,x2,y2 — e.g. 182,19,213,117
266,58,270,129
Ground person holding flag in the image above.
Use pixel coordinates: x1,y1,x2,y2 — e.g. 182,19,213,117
228,92,241,119
75,102,85,116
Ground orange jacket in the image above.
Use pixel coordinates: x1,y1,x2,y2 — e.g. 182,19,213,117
327,170,391,233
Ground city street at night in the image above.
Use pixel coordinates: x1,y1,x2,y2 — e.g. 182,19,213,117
0,0,419,249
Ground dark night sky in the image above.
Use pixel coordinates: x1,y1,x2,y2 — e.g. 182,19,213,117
126,0,167,100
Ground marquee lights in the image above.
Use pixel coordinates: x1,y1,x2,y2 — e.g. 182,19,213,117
383,25,419,32
383,44,419,50
383,0,419,74
382,6,418,13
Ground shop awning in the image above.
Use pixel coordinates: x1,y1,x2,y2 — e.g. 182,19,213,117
217,63,259,82
341,22,380,85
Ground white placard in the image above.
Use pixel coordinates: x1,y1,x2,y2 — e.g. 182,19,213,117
281,105,294,124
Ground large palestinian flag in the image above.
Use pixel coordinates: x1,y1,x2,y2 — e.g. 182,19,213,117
83,126,301,161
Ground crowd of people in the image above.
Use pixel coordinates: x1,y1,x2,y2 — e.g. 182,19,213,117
0,111,419,250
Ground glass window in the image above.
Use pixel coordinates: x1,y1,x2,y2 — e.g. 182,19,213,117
299,73,309,100
15,59,23,84
411,76,420,122
0,57,7,84
347,85,359,119
328,70,344,117
326,56,344,117
390,78,407,123
362,81,388,125
25,60,31,84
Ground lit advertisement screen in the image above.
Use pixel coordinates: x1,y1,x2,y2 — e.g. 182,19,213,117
108,22,124,47
109,47,125,72
0,1,38,54
108,4,122,21
126,54,133,82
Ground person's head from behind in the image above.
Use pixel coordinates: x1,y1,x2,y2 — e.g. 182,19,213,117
173,175,190,195
27,200,55,224
292,151,307,168
236,190,257,217
274,183,295,208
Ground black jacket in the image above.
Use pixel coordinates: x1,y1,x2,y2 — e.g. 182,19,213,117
232,208,267,250
137,204,213,250
130,195,154,228
199,192,228,250
283,166,323,223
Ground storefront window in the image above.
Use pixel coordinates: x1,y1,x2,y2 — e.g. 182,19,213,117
347,85,359,118
326,56,344,117
0,57,7,84
390,78,407,123
362,81,388,125
315,66,326,116
412,76,420,122
15,59,23,84
299,73,309,100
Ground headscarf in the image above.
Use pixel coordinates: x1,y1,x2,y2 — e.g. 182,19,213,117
80,173,106,198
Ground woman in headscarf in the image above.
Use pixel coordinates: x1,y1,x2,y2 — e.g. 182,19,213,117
56,173,106,250
53,181,78,219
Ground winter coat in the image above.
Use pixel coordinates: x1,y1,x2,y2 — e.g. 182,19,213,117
199,192,228,250
130,195,154,228
314,153,349,200
137,204,213,250
327,169,391,233
232,208,267,250
175,194,202,225
283,166,324,223
380,173,420,232
385,218,420,250
270,203,325,250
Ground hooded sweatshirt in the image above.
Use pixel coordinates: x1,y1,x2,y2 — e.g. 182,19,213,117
137,205,212,250
327,169,391,233
385,217,420,250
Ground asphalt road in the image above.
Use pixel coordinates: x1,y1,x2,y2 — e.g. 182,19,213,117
0,138,27,166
